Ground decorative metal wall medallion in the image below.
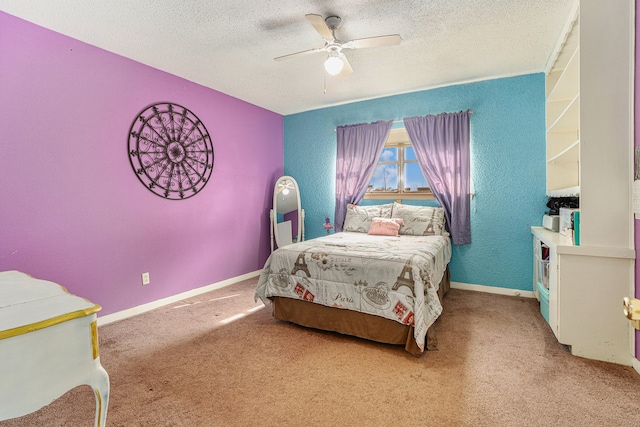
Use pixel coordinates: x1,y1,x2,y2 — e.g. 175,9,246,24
128,102,214,200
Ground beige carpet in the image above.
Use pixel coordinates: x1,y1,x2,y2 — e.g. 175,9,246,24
2,277,640,426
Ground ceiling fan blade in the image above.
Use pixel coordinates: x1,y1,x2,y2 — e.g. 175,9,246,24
348,34,402,49
274,48,321,62
305,14,333,40
339,53,353,76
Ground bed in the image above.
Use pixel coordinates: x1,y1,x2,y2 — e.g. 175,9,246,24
254,202,452,356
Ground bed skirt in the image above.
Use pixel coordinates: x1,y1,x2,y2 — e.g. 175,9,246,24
270,268,450,357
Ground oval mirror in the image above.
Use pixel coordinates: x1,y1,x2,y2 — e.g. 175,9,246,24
270,176,304,251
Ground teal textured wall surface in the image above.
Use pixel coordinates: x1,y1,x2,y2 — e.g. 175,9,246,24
284,74,547,291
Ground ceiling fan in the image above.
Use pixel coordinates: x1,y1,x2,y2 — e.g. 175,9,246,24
274,14,402,76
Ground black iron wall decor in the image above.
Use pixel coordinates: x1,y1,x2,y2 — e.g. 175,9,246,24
128,102,214,200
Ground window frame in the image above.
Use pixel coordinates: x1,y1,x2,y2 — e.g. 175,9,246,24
363,128,435,201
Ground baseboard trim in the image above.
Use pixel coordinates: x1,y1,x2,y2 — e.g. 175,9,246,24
633,357,640,375
97,270,262,326
450,281,536,299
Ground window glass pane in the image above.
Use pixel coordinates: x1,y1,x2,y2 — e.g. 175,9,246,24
368,164,398,192
405,146,416,161
379,147,397,162
404,162,429,192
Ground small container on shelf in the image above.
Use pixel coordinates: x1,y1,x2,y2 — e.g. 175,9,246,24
537,281,550,324
572,211,580,246
559,207,578,236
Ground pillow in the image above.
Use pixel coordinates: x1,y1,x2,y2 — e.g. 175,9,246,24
343,203,393,233
391,202,446,236
368,217,405,236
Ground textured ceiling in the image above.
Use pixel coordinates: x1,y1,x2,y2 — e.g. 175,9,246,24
0,0,577,115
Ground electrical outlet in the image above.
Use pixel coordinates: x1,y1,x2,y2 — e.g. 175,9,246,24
142,272,150,286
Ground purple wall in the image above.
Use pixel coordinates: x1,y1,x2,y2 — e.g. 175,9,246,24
635,0,639,359
0,12,283,316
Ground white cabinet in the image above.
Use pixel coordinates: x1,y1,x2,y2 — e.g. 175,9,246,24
535,0,635,366
532,227,634,365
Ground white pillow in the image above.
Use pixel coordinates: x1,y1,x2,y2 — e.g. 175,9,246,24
343,203,393,233
391,202,446,236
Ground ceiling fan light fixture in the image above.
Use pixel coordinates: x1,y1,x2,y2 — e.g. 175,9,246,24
324,52,344,75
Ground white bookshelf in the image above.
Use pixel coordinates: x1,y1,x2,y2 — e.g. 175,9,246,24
535,0,635,365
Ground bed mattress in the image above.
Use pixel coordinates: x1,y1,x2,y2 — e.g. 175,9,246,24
255,232,452,352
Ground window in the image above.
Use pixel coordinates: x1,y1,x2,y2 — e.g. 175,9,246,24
364,128,434,200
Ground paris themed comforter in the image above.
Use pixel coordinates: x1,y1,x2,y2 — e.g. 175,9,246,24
254,231,452,352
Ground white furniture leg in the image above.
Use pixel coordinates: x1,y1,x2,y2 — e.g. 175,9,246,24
0,271,110,426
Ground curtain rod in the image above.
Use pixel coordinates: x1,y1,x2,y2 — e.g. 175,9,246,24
333,109,474,131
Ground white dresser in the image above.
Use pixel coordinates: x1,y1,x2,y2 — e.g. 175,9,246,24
0,271,109,426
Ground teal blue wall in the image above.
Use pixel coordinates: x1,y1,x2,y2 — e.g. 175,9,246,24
284,73,547,291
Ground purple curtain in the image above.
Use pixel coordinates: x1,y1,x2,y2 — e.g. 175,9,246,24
403,111,471,245
334,120,393,232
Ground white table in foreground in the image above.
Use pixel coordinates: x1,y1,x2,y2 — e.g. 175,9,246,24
0,271,109,426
